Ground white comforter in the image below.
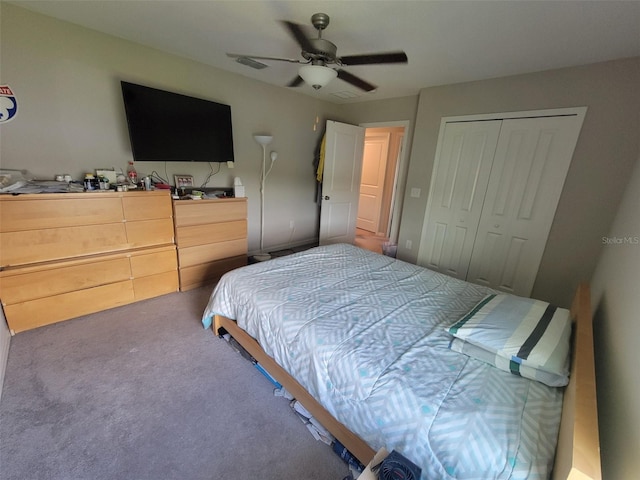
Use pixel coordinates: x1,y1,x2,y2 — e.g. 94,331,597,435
202,244,563,479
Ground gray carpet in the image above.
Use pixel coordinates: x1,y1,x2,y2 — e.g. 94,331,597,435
0,287,351,480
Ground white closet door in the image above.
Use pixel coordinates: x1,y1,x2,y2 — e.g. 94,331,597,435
418,120,501,279
466,115,584,295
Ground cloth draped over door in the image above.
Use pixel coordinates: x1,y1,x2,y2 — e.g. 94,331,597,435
316,133,326,181
314,133,326,203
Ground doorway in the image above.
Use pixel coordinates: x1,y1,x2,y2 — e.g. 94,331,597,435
318,120,410,250
354,123,408,253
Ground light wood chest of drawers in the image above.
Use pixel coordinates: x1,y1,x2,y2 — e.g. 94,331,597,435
0,191,179,333
172,198,247,291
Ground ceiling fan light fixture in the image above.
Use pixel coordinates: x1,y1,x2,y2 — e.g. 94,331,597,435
298,65,337,90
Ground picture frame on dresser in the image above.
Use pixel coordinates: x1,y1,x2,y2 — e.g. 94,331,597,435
174,175,194,188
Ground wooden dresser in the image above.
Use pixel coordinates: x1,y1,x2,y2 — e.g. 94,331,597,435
173,197,247,291
0,190,179,333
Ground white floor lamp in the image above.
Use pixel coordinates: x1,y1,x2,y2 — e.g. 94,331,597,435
253,134,276,262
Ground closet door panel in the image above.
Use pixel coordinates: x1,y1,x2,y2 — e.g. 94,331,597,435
424,222,472,277
467,115,584,295
418,121,501,279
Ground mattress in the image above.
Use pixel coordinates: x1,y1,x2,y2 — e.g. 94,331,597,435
202,243,563,479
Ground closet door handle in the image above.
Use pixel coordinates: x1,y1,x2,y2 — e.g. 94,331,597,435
324,195,330,200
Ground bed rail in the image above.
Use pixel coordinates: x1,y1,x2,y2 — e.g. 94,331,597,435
214,314,376,464
553,283,602,480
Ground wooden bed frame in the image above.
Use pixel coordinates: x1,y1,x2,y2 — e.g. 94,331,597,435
213,283,601,479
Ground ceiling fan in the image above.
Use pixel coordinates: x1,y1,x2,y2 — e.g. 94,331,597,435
227,13,408,92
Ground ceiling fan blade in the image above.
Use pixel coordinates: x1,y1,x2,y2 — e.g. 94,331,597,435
339,51,408,66
336,69,377,92
226,53,303,64
287,76,305,87
280,20,317,53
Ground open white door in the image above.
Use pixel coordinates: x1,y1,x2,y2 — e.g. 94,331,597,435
319,120,365,245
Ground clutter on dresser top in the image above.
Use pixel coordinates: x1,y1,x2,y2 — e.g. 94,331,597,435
1,167,236,198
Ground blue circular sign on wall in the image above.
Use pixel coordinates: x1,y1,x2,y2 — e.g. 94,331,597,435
0,85,18,124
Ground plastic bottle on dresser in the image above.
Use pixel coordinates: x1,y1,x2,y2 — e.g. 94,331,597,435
127,161,138,185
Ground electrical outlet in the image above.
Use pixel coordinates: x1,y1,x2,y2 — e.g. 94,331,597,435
405,240,413,250
410,188,421,198
289,220,295,229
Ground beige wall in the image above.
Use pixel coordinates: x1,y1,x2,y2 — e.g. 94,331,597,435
591,152,640,480
0,3,341,254
397,58,640,308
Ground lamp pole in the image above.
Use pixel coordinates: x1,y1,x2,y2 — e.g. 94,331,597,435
253,135,274,261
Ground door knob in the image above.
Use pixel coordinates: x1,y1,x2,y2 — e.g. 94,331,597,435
324,195,330,200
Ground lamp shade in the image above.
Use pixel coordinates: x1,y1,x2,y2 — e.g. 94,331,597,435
298,65,337,90
254,135,273,146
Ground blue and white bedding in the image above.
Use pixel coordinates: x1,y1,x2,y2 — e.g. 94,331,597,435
202,244,563,480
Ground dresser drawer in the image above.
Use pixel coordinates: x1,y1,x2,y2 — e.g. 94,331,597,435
129,246,177,277
173,200,247,227
177,239,247,268
178,255,247,291
123,192,173,221
0,224,128,267
125,218,175,248
133,271,179,300
0,196,123,232
0,257,131,304
4,280,134,333
175,220,247,248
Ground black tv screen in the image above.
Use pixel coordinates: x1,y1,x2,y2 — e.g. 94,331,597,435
121,81,235,162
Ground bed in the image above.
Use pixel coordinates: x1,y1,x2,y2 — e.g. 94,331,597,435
202,243,600,480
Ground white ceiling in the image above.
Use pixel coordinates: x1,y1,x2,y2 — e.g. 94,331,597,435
10,0,640,103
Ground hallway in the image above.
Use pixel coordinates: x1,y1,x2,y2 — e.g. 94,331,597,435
354,228,391,256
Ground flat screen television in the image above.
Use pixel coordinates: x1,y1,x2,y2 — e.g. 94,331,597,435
120,81,235,163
